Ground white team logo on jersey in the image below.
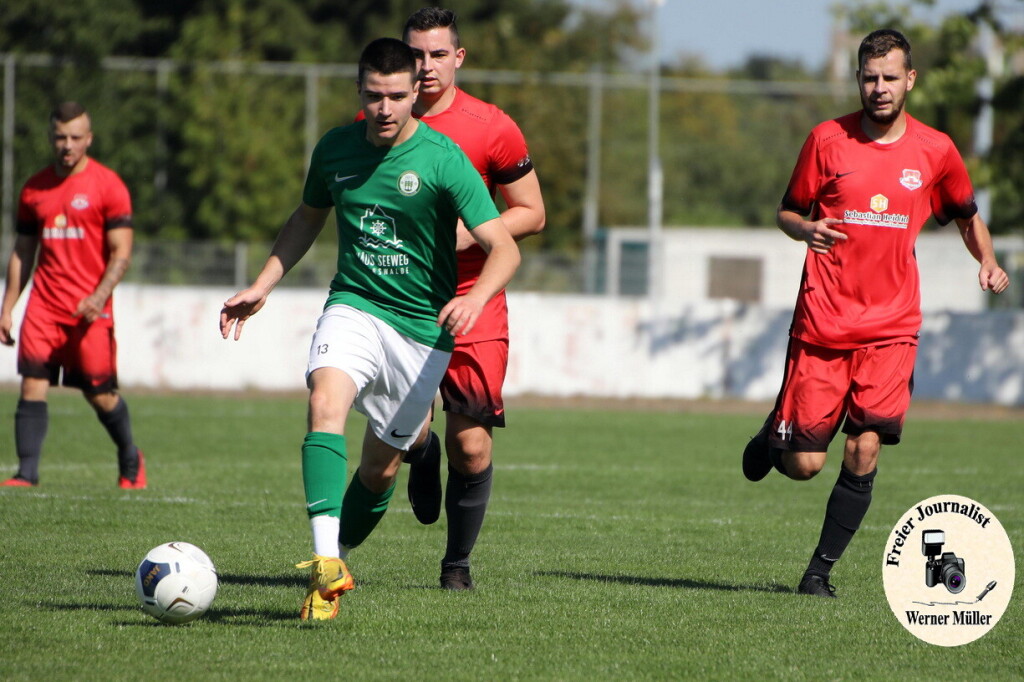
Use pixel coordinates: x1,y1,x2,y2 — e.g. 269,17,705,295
900,169,923,191
70,193,90,210
358,205,403,249
398,171,421,196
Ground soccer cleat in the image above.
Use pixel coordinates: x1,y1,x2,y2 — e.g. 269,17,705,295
742,418,773,482
408,431,442,525
1,475,37,487
440,564,474,591
798,574,838,599
119,448,147,489
295,555,355,620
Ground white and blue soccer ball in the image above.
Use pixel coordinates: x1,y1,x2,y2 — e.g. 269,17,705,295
135,542,218,624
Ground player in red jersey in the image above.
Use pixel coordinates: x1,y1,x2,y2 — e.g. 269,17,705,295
343,8,544,591
742,30,1008,598
1,102,145,489
745,30,1007,593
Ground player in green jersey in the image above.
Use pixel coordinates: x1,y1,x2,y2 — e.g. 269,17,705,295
220,38,520,620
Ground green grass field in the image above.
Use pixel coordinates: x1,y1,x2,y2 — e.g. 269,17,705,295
1,390,1021,680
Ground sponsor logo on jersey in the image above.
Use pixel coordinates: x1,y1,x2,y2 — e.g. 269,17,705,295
358,204,403,249
844,194,910,230
71,193,90,210
398,171,421,196
43,213,85,239
900,169,923,191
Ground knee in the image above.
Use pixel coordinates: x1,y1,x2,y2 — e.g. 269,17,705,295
446,432,491,475
307,389,345,432
782,452,826,481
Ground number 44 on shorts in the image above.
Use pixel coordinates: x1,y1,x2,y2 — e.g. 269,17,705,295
776,420,793,440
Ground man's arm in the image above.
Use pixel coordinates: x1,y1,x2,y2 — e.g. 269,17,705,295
437,217,520,337
220,203,332,340
955,213,1009,294
74,226,133,323
776,206,848,255
0,234,40,345
454,170,546,251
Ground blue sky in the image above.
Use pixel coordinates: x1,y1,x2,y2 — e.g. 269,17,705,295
572,0,1024,70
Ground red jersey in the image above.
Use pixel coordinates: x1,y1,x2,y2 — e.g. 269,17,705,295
17,160,133,324
780,112,976,349
358,88,533,343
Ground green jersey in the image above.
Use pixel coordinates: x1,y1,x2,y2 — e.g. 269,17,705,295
303,121,500,351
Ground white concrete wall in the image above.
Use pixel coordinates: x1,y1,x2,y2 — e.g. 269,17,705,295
2,285,1022,406
633,227,1020,312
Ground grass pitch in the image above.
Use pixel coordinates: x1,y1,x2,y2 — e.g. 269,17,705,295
1,390,1021,680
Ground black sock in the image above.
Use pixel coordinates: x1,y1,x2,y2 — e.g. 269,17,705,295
806,465,877,577
97,398,138,477
14,400,48,484
442,463,493,567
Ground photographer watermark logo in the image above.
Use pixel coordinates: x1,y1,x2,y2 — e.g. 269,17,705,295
882,494,1014,647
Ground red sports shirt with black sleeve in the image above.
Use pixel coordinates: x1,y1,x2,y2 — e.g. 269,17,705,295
780,112,977,349
414,88,533,343
17,160,132,324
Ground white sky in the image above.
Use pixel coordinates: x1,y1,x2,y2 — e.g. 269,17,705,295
573,0,1024,70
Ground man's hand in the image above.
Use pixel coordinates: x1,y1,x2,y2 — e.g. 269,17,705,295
220,287,270,340
979,261,1010,294
73,293,107,323
437,294,486,337
801,218,848,255
0,312,14,346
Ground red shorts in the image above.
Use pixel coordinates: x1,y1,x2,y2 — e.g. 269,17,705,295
768,337,916,453
17,305,119,394
440,338,508,428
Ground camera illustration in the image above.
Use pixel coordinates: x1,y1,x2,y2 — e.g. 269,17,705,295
922,529,966,594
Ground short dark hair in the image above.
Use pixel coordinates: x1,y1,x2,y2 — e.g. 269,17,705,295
50,101,88,125
403,7,460,49
858,29,912,71
358,38,418,85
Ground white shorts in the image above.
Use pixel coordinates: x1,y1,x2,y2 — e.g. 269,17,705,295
306,304,450,451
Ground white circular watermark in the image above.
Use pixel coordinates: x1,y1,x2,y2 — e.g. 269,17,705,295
882,494,1014,647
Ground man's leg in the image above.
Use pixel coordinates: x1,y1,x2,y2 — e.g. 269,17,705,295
440,412,493,590
298,367,358,620
3,377,50,486
799,432,879,598
338,423,405,552
85,390,145,488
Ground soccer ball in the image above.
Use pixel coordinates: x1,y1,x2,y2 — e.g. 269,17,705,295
135,542,218,624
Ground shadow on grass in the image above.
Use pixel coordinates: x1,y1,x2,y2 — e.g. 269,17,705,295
536,570,793,594
45,600,298,626
88,568,305,588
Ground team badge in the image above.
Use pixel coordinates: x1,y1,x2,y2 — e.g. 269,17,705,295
71,193,90,210
358,204,403,249
397,171,421,196
870,194,889,213
900,169,923,191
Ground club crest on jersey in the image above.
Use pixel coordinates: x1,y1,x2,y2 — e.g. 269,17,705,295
397,171,421,196
70,193,90,210
358,205,403,249
900,169,922,191
870,194,889,213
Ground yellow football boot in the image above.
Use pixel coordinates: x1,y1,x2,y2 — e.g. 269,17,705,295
296,555,355,620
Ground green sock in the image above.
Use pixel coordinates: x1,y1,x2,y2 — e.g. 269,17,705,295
301,432,347,519
339,468,395,549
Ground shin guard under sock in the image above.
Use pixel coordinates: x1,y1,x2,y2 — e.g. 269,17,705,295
443,463,493,567
97,398,138,477
302,432,348,519
806,465,877,577
338,469,395,550
14,400,48,483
